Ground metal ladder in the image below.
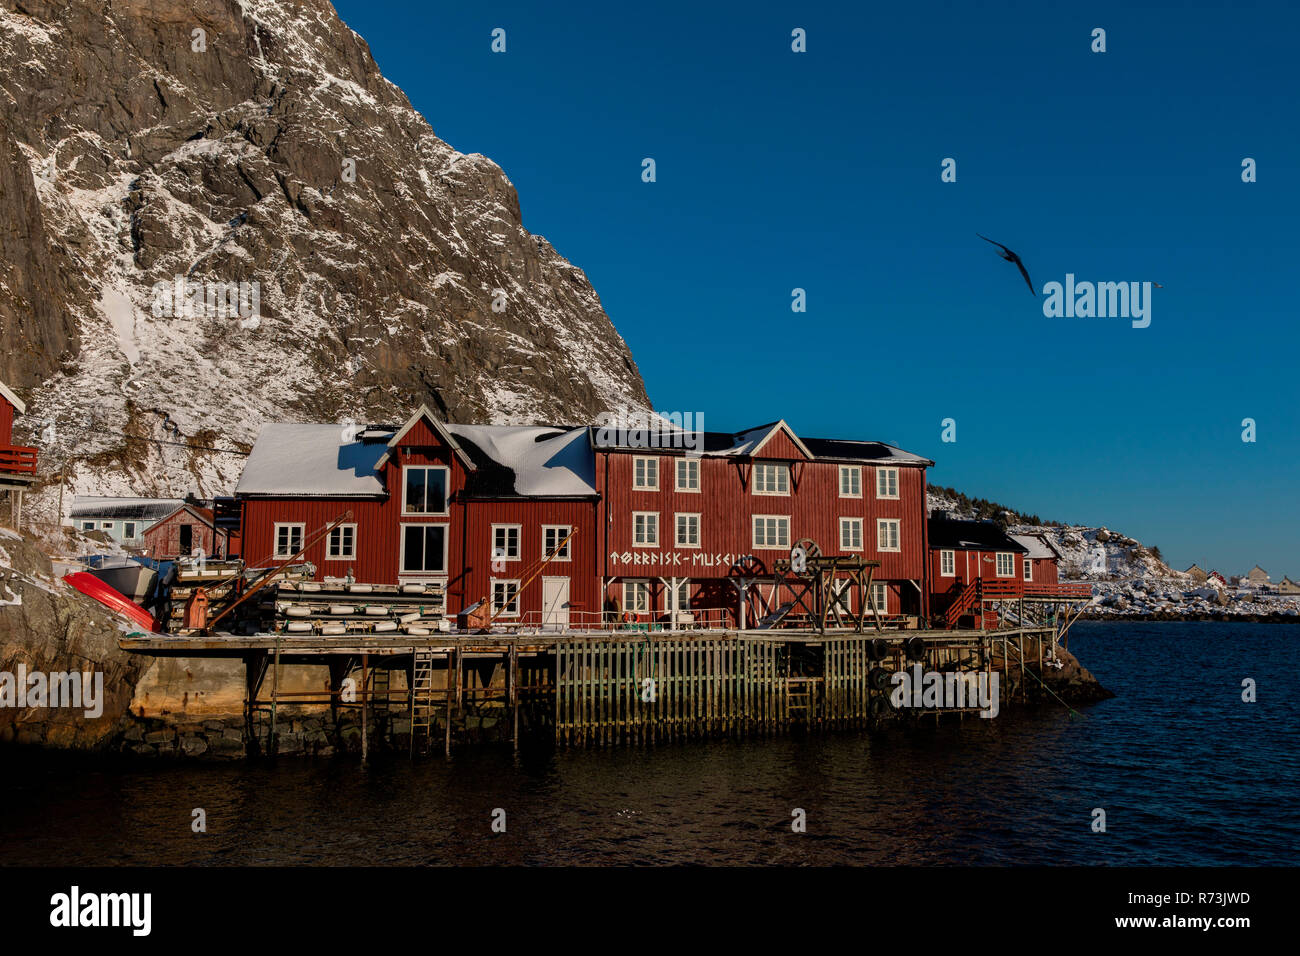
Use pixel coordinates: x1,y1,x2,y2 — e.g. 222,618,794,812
410,650,437,755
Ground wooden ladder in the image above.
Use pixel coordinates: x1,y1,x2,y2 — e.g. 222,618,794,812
409,650,437,755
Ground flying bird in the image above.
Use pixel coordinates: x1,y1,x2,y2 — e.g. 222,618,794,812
977,234,1035,295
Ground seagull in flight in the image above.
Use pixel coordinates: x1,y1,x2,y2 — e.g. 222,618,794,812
977,234,1035,295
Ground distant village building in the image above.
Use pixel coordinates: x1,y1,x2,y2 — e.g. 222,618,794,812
1246,565,1270,585
1207,570,1227,586
141,502,229,560
1184,564,1208,583
0,378,38,530
70,496,183,549
1278,576,1300,595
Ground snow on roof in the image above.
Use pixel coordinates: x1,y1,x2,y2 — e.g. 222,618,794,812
70,496,185,519
1009,533,1060,560
0,379,26,415
235,421,597,499
235,424,387,497
448,424,596,497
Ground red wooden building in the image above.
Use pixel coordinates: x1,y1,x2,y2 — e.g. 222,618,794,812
236,408,601,626
593,420,933,626
1008,532,1062,586
142,503,230,560
927,515,1029,628
234,408,935,629
0,378,38,530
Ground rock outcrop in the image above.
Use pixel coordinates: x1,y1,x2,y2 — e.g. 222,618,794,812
0,528,153,748
0,0,650,501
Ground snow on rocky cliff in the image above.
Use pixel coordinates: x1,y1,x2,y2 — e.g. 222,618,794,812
0,0,650,515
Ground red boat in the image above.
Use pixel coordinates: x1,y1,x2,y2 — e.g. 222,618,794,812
63,571,157,632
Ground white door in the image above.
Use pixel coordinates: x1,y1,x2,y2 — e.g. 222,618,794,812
542,576,570,629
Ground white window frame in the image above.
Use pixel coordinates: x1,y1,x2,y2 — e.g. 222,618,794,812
123,521,138,539
675,457,700,492
401,464,450,516
675,512,701,548
996,552,1016,578
542,524,572,561
876,467,900,499
940,549,955,577
274,522,304,558
752,514,791,550
623,579,650,614
1024,558,1033,582
399,522,449,574
870,582,889,615
633,456,659,491
80,521,96,531
632,511,659,548
839,517,863,551
491,523,521,562
100,521,115,531
327,523,357,561
753,462,790,496
491,578,521,618
838,465,862,498
876,518,901,552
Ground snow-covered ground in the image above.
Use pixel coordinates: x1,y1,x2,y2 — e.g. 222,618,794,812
928,490,1299,619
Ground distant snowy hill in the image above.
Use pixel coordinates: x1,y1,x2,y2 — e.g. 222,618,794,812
926,489,1298,618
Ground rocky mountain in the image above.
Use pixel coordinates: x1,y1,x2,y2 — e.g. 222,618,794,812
0,0,649,509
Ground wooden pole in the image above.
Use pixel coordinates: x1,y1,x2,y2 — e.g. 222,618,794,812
360,653,369,764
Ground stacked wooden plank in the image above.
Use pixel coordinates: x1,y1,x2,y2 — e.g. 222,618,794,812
264,578,448,636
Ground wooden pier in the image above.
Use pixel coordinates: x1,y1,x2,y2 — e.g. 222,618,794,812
120,625,1060,754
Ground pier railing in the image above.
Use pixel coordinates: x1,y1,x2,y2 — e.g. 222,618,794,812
503,607,735,632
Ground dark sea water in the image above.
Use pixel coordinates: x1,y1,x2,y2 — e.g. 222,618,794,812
1,621,1295,866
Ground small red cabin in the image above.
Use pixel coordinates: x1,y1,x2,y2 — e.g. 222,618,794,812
142,503,229,560
927,515,1029,628
1008,532,1062,586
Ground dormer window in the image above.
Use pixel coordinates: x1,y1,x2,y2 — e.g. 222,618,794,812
403,465,449,515
754,462,789,495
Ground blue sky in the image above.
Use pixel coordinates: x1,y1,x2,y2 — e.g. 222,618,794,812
334,0,1299,576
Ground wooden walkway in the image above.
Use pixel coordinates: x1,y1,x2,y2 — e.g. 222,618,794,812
119,627,1054,753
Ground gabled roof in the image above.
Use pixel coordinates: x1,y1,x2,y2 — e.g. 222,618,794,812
236,417,597,500
590,419,932,465
929,517,1027,553
0,379,26,415
448,425,596,498
731,419,815,460
1009,532,1061,561
70,496,185,520
236,425,387,497
145,502,216,532
373,405,476,472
